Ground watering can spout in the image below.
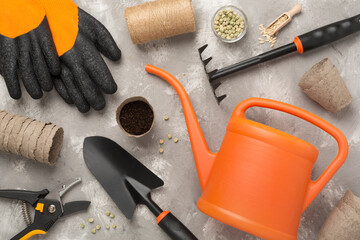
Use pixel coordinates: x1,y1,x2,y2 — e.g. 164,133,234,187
145,64,216,189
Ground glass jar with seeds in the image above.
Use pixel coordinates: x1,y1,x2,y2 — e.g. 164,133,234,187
212,5,248,43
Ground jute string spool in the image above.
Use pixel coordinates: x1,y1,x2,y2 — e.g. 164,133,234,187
0,110,64,165
125,0,196,44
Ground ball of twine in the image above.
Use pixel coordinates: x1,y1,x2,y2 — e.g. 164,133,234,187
125,0,196,44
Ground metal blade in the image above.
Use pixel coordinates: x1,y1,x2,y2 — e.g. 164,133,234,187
47,178,81,202
125,177,151,201
83,136,164,219
62,201,90,217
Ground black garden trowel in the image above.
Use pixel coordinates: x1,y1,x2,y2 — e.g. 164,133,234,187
83,136,197,240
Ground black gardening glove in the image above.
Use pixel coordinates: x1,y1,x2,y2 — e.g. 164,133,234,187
38,0,121,112
0,0,60,99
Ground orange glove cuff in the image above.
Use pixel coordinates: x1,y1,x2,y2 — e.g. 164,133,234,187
0,0,45,38
35,0,79,56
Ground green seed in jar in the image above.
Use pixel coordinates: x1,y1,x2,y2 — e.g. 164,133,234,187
214,8,245,40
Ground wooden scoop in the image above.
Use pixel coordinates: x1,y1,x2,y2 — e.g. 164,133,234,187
265,4,302,36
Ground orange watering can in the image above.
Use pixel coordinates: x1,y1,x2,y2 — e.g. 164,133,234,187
145,65,348,240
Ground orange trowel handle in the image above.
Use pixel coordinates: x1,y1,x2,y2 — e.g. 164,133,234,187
233,98,348,211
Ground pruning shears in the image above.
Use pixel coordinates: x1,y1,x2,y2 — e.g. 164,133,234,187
0,177,90,240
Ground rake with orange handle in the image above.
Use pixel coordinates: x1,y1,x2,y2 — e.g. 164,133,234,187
199,14,360,103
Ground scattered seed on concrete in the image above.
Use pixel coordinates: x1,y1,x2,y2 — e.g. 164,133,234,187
174,138,179,143
96,225,101,230
259,24,278,48
159,148,164,154
106,211,111,216
110,213,115,219
88,218,94,223
164,116,169,121
80,223,85,229
91,228,96,234
168,134,172,139
106,225,110,230
113,224,117,229
159,139,164,145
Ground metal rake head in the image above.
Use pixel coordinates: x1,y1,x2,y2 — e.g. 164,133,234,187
198,44,227,103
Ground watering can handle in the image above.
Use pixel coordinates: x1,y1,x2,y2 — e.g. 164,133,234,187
233,98,348,211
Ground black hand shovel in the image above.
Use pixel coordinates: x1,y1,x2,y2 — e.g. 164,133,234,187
83,136,197,240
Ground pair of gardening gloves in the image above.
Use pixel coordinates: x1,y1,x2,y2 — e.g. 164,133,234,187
0,0,121,113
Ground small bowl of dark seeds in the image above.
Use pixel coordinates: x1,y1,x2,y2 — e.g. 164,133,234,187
116,97,155,137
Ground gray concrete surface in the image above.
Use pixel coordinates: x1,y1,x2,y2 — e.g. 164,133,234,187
0,0,359,239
